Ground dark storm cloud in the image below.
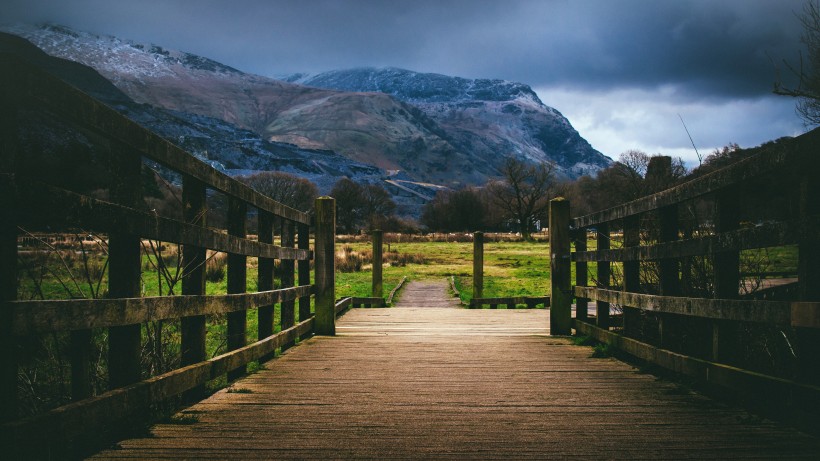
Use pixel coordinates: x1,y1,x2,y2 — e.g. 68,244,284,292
2,0,807,99
2,0,808,161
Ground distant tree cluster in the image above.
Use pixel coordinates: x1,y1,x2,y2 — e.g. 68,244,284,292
565,151,687,217
240,171,319,212
330,178,403,234
421,157,559,240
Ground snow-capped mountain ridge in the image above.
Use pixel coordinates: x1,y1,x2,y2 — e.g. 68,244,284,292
3,23,611,186
285,67,544,106
3,23,242,81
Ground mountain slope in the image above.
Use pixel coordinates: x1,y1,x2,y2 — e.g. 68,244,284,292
286,67,611,177
5,24,610,185
0,31,384,199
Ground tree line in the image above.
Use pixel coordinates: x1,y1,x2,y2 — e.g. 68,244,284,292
238,142,774,239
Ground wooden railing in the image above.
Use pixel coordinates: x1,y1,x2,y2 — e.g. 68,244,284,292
549,129,820,413
469,231,549,309
0,55,339,457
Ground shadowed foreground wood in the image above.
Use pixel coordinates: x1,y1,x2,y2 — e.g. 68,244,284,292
92,308,819,459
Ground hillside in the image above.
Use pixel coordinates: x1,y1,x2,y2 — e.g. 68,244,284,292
4,24,610,187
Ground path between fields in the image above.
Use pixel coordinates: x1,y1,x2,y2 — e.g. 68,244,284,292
392,278,462,308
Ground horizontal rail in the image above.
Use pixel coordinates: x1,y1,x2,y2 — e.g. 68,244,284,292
573,320,820,410
351,297,385,307
335,297,353,315
386,276,408,305
574,286,820,328
572,221,806,262
13,178,310,261
571,130,819,229
1,55,310,225
470,296,549,308
1,318,313,454
11,285,314,334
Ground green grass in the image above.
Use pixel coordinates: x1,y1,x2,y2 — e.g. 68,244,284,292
334,240,555,304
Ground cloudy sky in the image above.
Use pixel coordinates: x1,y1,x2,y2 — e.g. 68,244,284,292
3,0,811,166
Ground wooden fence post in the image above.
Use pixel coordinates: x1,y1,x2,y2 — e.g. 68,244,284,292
657,204,679,348
281,219,296,348
797,172,820,381
107,146,142,389
623,215,641,337
226,197,247,380
596,222,610,329
298,223,311,340
573,228,588,322
257,210,275,361
550,198,572,335
0,175,18,421
372,230,383,303
181,176,207,369
712,189,740,362
314,197,336,335
473,231,484,303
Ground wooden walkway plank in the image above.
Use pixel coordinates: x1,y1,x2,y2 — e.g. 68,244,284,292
91,281,820,460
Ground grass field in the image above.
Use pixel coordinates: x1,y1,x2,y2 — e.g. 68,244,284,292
335,240,553,303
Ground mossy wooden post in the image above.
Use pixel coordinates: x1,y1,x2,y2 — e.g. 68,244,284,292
658,204,679,348
281,219,296,348
596,222,610,329
372,230,383,304
181,176,207,373
573,228,588,322
227,197,248,380
257,210,275,361
549,198,571,335
298,222,311,340
107,145,142,389
473,232,484,304
712,188,740,361
623,215,641,336
0,175,17,421
797,171,820,381
314,197,336,335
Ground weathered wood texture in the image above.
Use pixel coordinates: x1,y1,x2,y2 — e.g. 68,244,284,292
90,308,820,460
469,296,549,309
473,231,484,299
13,180,310,260
394,279,462,308
372,230,383,298
1,319,314,460
314,197,336,335
10,286,314,334
549,198,571,334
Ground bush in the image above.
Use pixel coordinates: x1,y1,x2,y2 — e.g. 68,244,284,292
205,252,227,282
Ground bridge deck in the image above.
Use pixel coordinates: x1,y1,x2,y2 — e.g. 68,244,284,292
93,288,819,459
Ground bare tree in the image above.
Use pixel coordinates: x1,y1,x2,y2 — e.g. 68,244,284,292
330,178,365,234
241,171,319,212
362,184,397,230
487,157,556,240
775,0,820,125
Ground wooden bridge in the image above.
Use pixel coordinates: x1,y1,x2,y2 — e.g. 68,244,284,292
93,285,820,459
3,51,820,459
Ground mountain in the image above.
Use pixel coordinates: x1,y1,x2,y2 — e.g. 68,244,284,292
285,68,611,178
0,30,385,201
4,24,610,189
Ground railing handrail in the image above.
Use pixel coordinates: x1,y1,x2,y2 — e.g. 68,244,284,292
571,129,819,229
0,52,340,458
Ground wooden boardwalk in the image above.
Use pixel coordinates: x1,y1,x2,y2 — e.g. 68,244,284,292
92,282,820,459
